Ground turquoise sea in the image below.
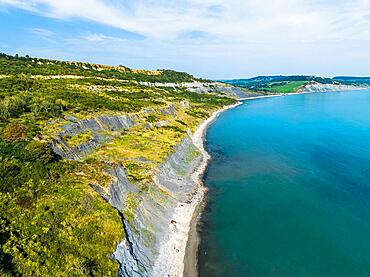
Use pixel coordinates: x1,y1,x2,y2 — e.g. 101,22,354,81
198,90,370,277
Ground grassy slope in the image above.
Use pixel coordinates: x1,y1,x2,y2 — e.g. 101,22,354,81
0,54,234,276
0,53,197,83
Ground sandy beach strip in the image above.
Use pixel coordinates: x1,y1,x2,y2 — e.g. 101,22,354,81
182,102,242,277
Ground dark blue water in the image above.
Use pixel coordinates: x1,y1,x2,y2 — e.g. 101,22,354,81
198,91,370,277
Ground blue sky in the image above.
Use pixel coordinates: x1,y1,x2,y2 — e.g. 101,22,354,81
0,0,370,79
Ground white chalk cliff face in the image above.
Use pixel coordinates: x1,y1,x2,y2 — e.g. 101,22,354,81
300,82,369,93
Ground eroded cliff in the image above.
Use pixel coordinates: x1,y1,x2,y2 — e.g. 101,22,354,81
50,107,207,277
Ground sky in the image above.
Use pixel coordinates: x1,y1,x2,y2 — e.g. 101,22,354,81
0,0,370,79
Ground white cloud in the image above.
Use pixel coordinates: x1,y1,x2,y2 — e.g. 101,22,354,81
1,0,370,78
31,27,55,37
30,27,56,42
84,33,115,42
0,0,38,11
2,0,370,41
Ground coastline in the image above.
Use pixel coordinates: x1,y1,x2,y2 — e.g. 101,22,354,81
184,89,370,277
237,94,281,101
182,92,310,277
183,94,293,276
183,102,242,277
151,101,241,277
182,94,296,277
183,92,329,276
237,85,370,101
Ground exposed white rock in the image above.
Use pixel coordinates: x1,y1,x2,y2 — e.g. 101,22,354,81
52,114,138,159
300,81,369,93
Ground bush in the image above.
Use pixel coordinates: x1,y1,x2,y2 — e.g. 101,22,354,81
0,95,27,120
1,123,28,142
25,141,59,164
30,100,66,118
0,157,20,192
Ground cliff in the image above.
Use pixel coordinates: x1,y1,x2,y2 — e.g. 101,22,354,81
48,106,209,276
300,81,369,93
113,137,203,276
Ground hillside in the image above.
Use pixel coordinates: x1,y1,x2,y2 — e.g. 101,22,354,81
223,75,369,93
0,54,237,276
0,53,198,83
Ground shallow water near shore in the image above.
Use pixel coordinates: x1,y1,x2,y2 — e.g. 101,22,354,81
198,90,370,277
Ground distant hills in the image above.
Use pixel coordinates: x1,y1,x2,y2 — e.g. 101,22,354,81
222,75,370,94
332,76,370,85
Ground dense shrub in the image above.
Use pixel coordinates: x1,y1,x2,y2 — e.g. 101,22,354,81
25,141,59,164
1,123,28,142
0,95,27,120
30,99,66,118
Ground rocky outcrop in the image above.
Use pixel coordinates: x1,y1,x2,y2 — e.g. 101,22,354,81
50,102,183,161
159,104,177,116
199,82,262,98
52,114,138,159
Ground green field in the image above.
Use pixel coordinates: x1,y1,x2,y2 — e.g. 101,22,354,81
260,81,308,93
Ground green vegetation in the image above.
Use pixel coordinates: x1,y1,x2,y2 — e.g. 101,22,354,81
64,131,94,147
260,81,308,93
1,123,28,142
0,53,234,276
0,138,123,276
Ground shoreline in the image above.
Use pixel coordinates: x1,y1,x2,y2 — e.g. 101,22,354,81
183,92,323,276
182,88,370,276
237,94,281,101
237,85,370,101
183,102,242,277
151,101,242,277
